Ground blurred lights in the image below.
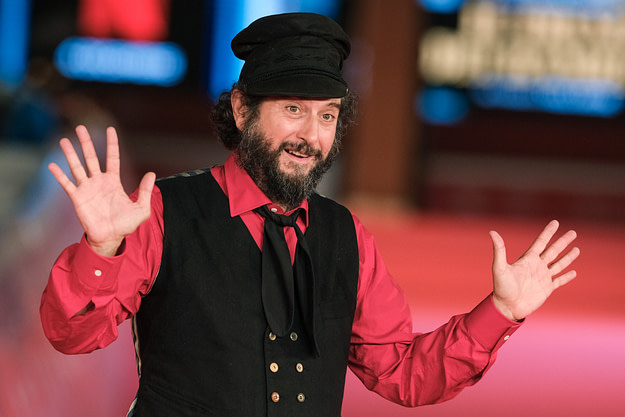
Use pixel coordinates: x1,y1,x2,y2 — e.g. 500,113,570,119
418,0,624,14
418,87,470,125
77,0,171,41
470,76,625,117
0,0,31,90
488,0,623,16
417,0,466,14
54,37,187,86
418,0,625,122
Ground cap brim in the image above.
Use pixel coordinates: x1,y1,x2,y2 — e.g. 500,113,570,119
245,73,348,98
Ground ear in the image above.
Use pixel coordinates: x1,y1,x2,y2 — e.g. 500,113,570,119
231,89,247,131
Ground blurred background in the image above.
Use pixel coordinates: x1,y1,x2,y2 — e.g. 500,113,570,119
0,0,623,416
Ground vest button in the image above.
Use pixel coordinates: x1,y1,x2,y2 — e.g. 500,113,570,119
297,393,306,403
289,332,298,341
296,363,304,373
271,392,280,403
269,362,279,373
268,332,277,341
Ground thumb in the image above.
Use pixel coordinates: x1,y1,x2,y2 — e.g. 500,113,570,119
136,172,156,208
489,230,507,272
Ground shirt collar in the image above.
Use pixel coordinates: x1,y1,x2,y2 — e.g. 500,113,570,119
222,152,309,223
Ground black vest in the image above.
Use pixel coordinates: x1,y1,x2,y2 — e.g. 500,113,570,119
130,170,359,416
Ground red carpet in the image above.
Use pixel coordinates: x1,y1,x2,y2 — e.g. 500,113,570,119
1,201,623,416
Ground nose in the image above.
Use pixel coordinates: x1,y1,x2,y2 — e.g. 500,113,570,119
296,114,320,148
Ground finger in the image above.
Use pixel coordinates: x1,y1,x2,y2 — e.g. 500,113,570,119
541,229,578,265
75,125,102,176
105,126,121,176
490,230,507,272
48,162,77,195
526,220,560,256
552,269,577,290
58,137,88,183
548,246,581,276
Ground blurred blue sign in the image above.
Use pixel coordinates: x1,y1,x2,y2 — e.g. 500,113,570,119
470,76,624,117
54,37,187,86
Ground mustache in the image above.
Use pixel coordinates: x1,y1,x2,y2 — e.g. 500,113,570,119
278,142,323,159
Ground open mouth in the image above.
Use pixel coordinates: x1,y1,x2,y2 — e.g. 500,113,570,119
281,142,321,161
285,148,311,159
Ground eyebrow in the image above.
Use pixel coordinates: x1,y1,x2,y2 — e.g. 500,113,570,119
274,96,342,111
325,102,342,111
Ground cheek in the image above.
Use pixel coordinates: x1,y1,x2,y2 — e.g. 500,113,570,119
319,130,337,157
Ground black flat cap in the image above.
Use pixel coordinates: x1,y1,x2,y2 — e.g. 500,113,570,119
231,12,351,98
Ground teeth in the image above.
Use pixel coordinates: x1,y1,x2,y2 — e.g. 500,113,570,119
287,150,307,158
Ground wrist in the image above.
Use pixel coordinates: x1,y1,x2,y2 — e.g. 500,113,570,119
86,236,124,257
492,294,523,322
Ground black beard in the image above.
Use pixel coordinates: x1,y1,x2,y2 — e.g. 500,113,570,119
237,120,338,210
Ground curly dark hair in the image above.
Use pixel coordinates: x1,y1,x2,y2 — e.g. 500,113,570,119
210,83,357,151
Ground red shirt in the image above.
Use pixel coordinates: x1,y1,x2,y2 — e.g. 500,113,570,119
40,153,521,407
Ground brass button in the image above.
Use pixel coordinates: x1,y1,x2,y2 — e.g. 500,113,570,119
269,362,279,373
268,332,277,341
295,363,304,373
289,332,298,341
297,393,306,403
271,392,280,403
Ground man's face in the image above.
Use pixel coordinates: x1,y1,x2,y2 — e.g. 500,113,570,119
251,96,341,175
235,96,342,209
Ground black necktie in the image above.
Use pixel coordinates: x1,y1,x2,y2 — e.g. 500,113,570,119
255,205,319,356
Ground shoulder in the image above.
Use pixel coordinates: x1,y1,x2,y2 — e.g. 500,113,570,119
156,168,216,194
309,192,351,214
308,193,356,232
156,168,212,185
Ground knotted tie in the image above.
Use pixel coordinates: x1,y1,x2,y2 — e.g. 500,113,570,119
255,205,319,356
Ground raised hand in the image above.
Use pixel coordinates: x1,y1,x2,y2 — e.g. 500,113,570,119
48,125,155,256
490,220,580,321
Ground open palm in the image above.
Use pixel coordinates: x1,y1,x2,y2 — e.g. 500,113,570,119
48,125,155,256
490,220,580,321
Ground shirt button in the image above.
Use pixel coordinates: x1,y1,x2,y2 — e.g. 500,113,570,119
94,269,102,277
268,332,277,341
296,363,304,373
289,332,298,341
270,362,279,373
504,335,510,341
270,207,278,213
297,393,306,403
271,392,280,403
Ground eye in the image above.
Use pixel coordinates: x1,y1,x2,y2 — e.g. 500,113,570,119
286,105,300,113
321,113,337,122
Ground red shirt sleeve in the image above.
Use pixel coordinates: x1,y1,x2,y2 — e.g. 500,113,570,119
348,214,521,407
40,186,165,354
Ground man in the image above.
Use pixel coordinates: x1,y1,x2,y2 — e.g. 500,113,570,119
40,13,580,416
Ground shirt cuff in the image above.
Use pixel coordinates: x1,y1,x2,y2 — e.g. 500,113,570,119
68,235,125,302
464,294,522,352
